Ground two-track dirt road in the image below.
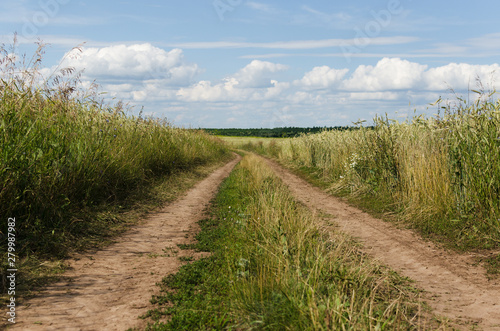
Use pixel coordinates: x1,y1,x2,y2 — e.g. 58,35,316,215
4,153,500,330
3,155,241,331
261,156,500,331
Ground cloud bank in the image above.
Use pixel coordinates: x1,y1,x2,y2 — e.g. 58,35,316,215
49,43,500,127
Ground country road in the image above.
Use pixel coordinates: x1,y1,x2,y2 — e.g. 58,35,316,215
4,152,500,330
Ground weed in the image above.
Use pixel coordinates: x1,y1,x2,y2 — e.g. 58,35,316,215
178,256,193,262
176,244,196,250
485,254,500,274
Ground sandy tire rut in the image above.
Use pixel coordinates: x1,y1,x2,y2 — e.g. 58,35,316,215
4,155,241,331
260,156,500,331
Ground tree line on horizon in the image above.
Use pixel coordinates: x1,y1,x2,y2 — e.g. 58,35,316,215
202,126,366,138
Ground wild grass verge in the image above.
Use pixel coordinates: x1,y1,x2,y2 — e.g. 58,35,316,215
237,92,500,270
144,154,436,330
0,41,230,298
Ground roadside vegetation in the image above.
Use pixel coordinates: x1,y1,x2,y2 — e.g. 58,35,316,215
0,42,230,297
144,154,438,330
235,91,500,259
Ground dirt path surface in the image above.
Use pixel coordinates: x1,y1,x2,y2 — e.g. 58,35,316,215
261,156,500,331
5,155,241,331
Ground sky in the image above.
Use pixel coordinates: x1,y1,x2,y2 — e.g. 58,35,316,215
1,0,500,128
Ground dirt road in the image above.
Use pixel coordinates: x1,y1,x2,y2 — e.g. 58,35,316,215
5,153,499,330
4,155,241,331
261,156,500,331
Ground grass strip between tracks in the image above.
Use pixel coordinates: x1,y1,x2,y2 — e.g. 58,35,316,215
143,154,444,330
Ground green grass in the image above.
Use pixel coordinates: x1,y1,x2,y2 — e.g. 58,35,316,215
485,254,500,275
0,42,230,298
144,154,437,330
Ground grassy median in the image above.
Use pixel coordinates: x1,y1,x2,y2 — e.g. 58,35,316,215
144,154,437,330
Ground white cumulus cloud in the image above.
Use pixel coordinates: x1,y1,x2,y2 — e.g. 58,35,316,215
339,57,499,92
177,79,240,102
342,57,427,91
297,65,349,89
177,60,289,102
60,43,201,87
39,46,500,128
232,60,289,88
422,62,500,90
349,91,400,100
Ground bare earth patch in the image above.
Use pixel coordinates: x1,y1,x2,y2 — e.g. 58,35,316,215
261,156,500,331
3,155,240,331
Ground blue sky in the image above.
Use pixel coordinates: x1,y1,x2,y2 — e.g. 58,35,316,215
2,0,500,128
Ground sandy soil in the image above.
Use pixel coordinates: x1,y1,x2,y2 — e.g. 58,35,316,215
261,156,500,331
3,155,241,331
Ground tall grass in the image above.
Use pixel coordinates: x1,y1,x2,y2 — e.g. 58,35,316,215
228,155,422,329
0,41,230,257
245,93,500,249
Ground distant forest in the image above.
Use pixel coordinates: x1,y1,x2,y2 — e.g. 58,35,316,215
203,126,362,138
